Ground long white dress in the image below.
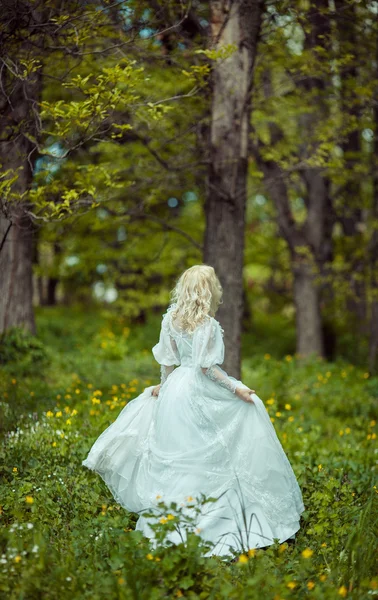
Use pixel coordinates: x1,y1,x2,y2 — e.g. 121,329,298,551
82,304,304,557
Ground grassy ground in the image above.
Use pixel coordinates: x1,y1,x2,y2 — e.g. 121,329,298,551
0,306,377,599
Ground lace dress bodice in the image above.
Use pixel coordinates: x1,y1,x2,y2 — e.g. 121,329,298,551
152,304,238,394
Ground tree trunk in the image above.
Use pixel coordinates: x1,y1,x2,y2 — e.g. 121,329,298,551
256,157,325,356
368,32,378,373
253,0,334,359
0,6,42,334
293,259,323,357
335,0,367,333
204,0,262,378
0,210,36,333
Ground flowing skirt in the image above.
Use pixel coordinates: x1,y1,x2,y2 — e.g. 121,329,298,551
82,366,304,557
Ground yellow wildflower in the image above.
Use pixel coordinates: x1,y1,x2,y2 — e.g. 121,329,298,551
345,427,351,434
91,397,101,405
118,578,125,585
285,355,292,362
319,574,327,582
13,467,18,473
25,496,34,504
302,548,313,559
167,514,175,520
276,412,282,417
71,409,78,416
321,542,327,547
270,417,275,423
267,398,275,405
176,591,183,598
363,372,369,379
238,554,248,564
11,379,17,384
285,404,291,410
264,353,271,360
46,411,54,418
248,548,256,557
56,411,62,418
287,581,297,590
338,585,348,597
186,496,194,502
160,517,167,524
288,416,295,422
14,555,22,563
318,464,322,471
75,389,80,394
146,553,154,560
52,442,57,447
307,581,315,590
66,419,72,425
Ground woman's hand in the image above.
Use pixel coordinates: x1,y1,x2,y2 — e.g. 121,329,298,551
152,384,161,397
235,387,255,404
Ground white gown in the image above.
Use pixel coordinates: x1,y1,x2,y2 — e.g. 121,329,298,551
82,304,304,557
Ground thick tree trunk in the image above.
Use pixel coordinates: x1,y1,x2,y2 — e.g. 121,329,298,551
204,0,262,378
0,7,42,334
368,34,378,373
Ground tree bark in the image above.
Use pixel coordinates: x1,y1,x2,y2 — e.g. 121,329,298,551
204,0,262,378
0,88,39,333
335,0,367,332
368,31,378,373
0,3,42,334
256,157,325,356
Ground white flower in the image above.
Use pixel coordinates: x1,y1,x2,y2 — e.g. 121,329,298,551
27,523,34,530
31,545,39,553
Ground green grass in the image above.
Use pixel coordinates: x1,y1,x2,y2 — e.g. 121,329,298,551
0,306,377,599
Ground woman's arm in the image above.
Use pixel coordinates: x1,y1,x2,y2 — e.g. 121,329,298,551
201,365,255,403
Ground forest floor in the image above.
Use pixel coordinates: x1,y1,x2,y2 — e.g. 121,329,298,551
0,306,377,599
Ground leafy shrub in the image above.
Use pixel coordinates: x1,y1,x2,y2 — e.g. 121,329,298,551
0,328,48,367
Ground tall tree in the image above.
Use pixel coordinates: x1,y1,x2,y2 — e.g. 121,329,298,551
204,0,263,377
0,2,43,333
368,27,378,372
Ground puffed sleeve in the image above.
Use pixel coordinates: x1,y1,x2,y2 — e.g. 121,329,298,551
193,317,238,394
152,310,180,385
192,316,224,368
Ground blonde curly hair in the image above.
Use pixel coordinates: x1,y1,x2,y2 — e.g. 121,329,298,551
170,265,223,333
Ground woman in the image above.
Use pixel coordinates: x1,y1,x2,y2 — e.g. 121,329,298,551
82,264,304,557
